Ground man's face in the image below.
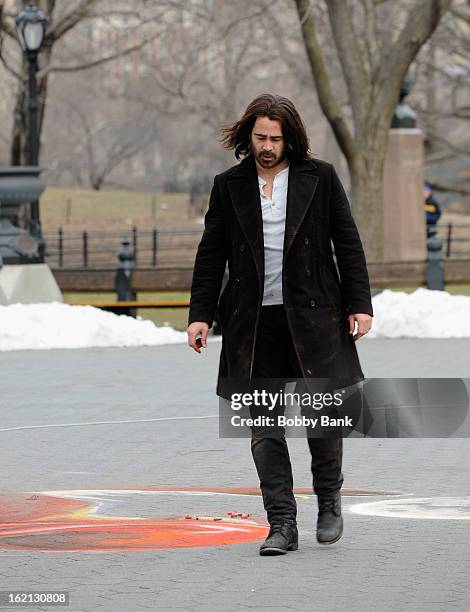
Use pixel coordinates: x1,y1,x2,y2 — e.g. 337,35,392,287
250,116,287,169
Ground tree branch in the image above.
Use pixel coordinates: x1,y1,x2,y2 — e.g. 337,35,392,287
262,5,311,87
326,0,370,125
373,0,453,126
48,0,98,41
0,51,23,80
0,10,18,40
39,33,159,77
427,181,470,196
449,6,470,25
425,127,470,157
359,0,380,78
426,150,465,164
294,0,356,164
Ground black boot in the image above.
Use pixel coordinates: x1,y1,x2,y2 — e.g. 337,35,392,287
259,521,298,556
316,492,343,545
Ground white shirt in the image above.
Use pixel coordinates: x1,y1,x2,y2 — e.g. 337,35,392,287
258,165,289,305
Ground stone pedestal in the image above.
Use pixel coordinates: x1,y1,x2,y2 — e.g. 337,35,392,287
0,166,46,264
383,129,426,262
0,264,63,305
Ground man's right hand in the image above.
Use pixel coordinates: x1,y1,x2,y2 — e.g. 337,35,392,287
187,322,210,353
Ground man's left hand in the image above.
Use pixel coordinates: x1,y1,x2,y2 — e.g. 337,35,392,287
348,313,372,341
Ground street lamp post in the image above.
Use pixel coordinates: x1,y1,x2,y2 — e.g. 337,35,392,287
15,3,48,260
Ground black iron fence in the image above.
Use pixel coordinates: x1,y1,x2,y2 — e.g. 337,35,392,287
43,222,470,269
435,222,470,258
44,227,203,269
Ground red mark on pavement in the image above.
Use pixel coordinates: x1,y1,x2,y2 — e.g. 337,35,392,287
0,485,397,553
0,492,266,552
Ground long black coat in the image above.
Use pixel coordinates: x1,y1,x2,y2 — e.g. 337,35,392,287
188,154,373,400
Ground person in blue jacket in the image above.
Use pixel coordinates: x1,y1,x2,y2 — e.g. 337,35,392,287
424,182,442,234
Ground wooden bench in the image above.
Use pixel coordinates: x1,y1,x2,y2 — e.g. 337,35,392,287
65,300,189,311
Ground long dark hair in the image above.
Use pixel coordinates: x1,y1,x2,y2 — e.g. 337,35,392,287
220,93,312,161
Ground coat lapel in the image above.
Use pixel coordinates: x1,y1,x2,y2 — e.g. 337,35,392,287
227,155,320,279
227,156,264,280
283,162,319,264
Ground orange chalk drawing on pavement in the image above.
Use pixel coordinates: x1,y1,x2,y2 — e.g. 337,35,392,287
0,485,393,552
0,490,266,552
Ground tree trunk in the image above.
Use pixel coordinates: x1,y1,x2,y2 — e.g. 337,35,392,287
348,122,390,262
91,180,103,191
424,38,439,156
293,0,452,263
350,149,386,263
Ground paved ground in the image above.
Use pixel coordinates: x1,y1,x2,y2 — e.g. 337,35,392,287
0,338,469,611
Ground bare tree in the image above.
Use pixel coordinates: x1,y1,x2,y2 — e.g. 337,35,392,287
293,0,453,261
3,0,465,209
69,106,158,190
0,0,159,166
412,3,470,167
138,0,284,128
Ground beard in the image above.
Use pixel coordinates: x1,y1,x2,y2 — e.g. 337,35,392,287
253,146,287,168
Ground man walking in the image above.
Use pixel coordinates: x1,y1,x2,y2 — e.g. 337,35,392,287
187,94,373,556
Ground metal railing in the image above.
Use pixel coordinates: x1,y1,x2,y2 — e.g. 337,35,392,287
43,222,470,269
435,222,470,259
43,226,203,269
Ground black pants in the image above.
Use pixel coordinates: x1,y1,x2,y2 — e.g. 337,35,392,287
250,304,344,525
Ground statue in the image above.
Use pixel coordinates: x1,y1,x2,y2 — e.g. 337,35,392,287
391,73,417,128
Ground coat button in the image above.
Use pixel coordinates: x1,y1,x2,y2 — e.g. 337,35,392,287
306,269,311,277
310,299,316,308
239,244,245,252
304,237,310,245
